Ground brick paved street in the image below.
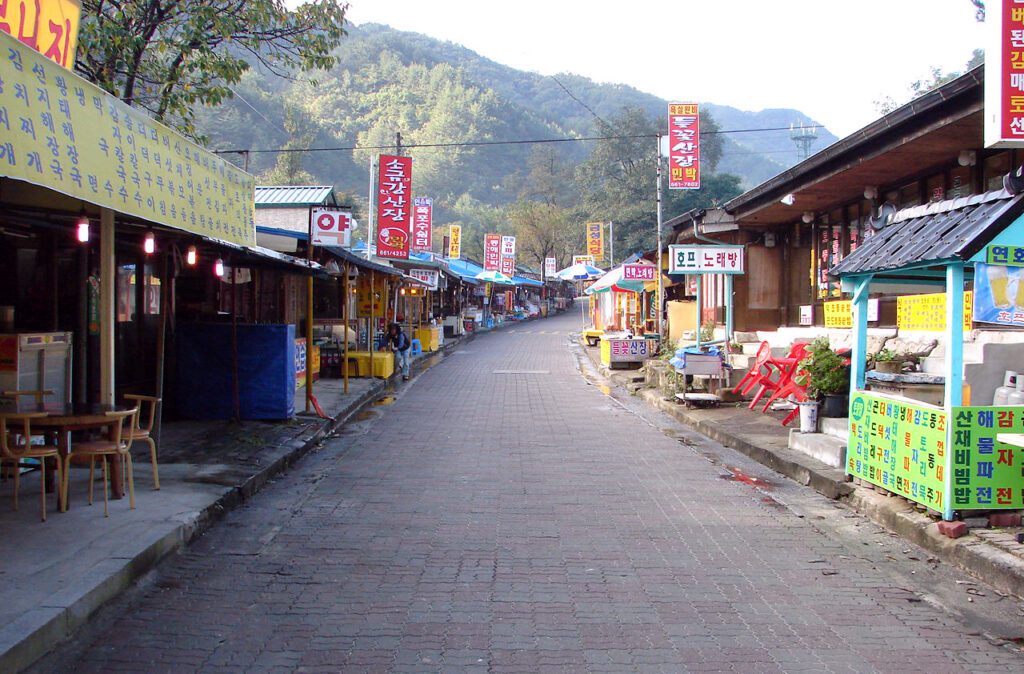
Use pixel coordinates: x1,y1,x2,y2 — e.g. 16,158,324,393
32,311,1024,673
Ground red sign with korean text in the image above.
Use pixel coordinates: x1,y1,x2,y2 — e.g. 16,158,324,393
376,155,413,259
622,264,656,281
668,103,700,189
484,234,501,271
500,255,515,277
412,197,432,251
987,1,1024,146
0,0,81,69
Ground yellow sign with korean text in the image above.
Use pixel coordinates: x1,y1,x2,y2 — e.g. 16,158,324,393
1,0,80,69
586,221,603,260
448,224,461,259
897,292,973,332
0,32,255,246
822,300,852,328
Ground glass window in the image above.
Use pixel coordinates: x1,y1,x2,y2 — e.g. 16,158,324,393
117,264,136,323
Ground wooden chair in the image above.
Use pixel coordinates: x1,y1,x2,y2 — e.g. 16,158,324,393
0,412,63,521
123,394,161,490
70,407,139,517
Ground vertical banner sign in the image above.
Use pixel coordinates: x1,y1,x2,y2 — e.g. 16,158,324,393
448,224,462,259
412,197,432,251
668,103,700,189
310,208,353,248
0,0,81,68
545,257,557,277
500,235,516,276
986,0,1024,147
484,234,501,271
586,222,604,260
375,155,412,259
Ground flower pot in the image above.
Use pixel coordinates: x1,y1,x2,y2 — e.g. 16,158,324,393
822,393,849,418
874,361,901,374
797,401,819,433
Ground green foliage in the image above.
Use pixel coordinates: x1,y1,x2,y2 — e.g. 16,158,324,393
873,348,899,363
76,0,348,140
797,337,849,399
874,49,984,115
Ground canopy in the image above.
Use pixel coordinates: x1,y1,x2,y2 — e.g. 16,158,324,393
586,263,658,294
556,262,605,281
474,269,514,284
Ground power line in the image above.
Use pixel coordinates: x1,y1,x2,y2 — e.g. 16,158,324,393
213,124,826,156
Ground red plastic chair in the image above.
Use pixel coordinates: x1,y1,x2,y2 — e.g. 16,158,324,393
760,343,810,412
732,341,773,397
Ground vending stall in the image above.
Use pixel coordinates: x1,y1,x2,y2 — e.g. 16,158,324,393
588,263,661,367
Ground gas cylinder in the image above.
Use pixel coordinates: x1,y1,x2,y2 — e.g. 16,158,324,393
994,371,1019,406
1008,378,1024,406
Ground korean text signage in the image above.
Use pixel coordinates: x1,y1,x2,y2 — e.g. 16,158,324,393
822,299,879,328
897,292,973,332
573,255,594,266
375,155,412,259
1,0,80,69
668,245,744,274
975,261,1024,326
484,234,501,271
622,264,656,281
605,338,653,363
310,207,352,248
668,103,700,189
409,268,439,290
500,235,516,276
985,0,1024,147
448,224,461,259
586,222,603,259
0,32,256,246
848,392,948,512
412,197,432,251
950,405,1024,509
544,257,557,277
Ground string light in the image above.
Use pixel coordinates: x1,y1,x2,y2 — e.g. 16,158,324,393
76,211,90,243
143,231,155,254
186,245,198,266
214,258,225,277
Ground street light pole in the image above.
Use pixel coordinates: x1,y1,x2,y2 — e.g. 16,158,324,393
655,135,664,339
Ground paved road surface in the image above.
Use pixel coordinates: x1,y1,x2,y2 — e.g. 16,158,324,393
32,310,1024,673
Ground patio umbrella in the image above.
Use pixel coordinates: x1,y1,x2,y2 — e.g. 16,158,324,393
555,262,605,281
587,264,655,294
474,269,513,284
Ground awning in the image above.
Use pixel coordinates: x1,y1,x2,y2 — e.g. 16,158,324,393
512,276,544,287
443,258,485,285
322,246,404,277
831,189,1024,278
587,264,659,294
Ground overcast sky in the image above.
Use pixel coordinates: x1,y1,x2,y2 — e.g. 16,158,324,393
338,0,987,138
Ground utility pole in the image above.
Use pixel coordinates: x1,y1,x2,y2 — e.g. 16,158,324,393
396,132,403,156
655,136,664,339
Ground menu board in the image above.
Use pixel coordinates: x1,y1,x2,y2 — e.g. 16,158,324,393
950,406,1024,509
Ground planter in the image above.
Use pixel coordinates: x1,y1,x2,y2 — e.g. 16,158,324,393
821,393,849,418
874,360,901,374
797,401,819,433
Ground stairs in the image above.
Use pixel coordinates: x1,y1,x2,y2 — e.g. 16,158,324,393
788,416,847,469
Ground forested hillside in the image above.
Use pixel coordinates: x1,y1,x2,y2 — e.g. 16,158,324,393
194,22,837,264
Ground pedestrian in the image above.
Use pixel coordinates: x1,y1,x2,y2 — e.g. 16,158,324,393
387,322,411,380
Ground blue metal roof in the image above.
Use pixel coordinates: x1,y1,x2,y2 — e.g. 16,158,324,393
255,186,336,208
512,275,544,287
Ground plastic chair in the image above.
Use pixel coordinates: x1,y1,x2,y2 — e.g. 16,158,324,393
70,407,139,517
123,394,161,490
760,343,811,412
410,338,422,355
0,412,62,521
732,342,773,396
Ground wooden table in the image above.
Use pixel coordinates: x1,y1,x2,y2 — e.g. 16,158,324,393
0,401,132,510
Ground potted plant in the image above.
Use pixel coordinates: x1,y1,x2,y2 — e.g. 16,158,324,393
872,348,902,374
797,337,850,418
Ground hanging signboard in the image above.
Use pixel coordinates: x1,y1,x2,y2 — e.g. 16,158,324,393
544,257,557,277
668,245,744,274
484,234,501,270
985,0,1024,148
310,207,352,248
975,261,1024,326
622,264,656,281
375,155,412,259
500,235,516,257
667,103,700,189
586,222,604,259
411,197,432,251
0,32,256,246
408,268,439,290
500,255,516,277
0,0,81,69
448,224,461,259
573,254,594,266
897,292,973,332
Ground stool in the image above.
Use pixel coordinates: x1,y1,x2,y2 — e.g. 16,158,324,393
410,339,422,355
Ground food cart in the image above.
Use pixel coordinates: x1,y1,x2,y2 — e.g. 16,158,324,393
588,263,661,364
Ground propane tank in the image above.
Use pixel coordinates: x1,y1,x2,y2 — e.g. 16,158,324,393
1008,378,1024,406
994,371,1019,406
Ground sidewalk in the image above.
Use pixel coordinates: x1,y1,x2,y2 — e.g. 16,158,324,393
581,340,1024,602
0,331,471,673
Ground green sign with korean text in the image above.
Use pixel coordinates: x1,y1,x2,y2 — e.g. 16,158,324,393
986,244,1024,266
848,392,947,511
950,406,1024,509
0,31,255,246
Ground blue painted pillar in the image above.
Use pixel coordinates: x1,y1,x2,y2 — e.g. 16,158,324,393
849,275,873,395
944,262,965,408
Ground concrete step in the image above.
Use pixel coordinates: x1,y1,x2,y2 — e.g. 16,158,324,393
819,416,848,440
788,429,846,468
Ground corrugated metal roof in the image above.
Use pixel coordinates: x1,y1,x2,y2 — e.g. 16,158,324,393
255,186,335,207
831,190,1024,277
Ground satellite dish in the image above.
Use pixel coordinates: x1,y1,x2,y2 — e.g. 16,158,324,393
1004,166,1024,195
868,203,897,231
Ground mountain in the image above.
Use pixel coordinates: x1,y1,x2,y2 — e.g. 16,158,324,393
195,23,839,206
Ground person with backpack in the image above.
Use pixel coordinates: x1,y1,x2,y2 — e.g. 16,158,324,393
387,323,411,380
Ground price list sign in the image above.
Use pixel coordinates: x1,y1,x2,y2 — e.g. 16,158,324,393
950,406,1024,509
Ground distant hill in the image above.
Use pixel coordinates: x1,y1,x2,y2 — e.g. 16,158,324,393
195,23,839,203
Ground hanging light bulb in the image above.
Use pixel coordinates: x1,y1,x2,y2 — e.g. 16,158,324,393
214,258,225,278
186,245,198,266
76,211,90,243
143,230,155,254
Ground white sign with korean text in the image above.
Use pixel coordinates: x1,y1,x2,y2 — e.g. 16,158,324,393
409,268,439,290
668,245,745,275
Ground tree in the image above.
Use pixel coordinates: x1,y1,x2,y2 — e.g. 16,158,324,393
874,49,984,114
76,0,348,140
258,104,318,185
508,201,577,271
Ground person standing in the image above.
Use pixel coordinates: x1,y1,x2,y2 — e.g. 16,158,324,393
387,323,411,380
